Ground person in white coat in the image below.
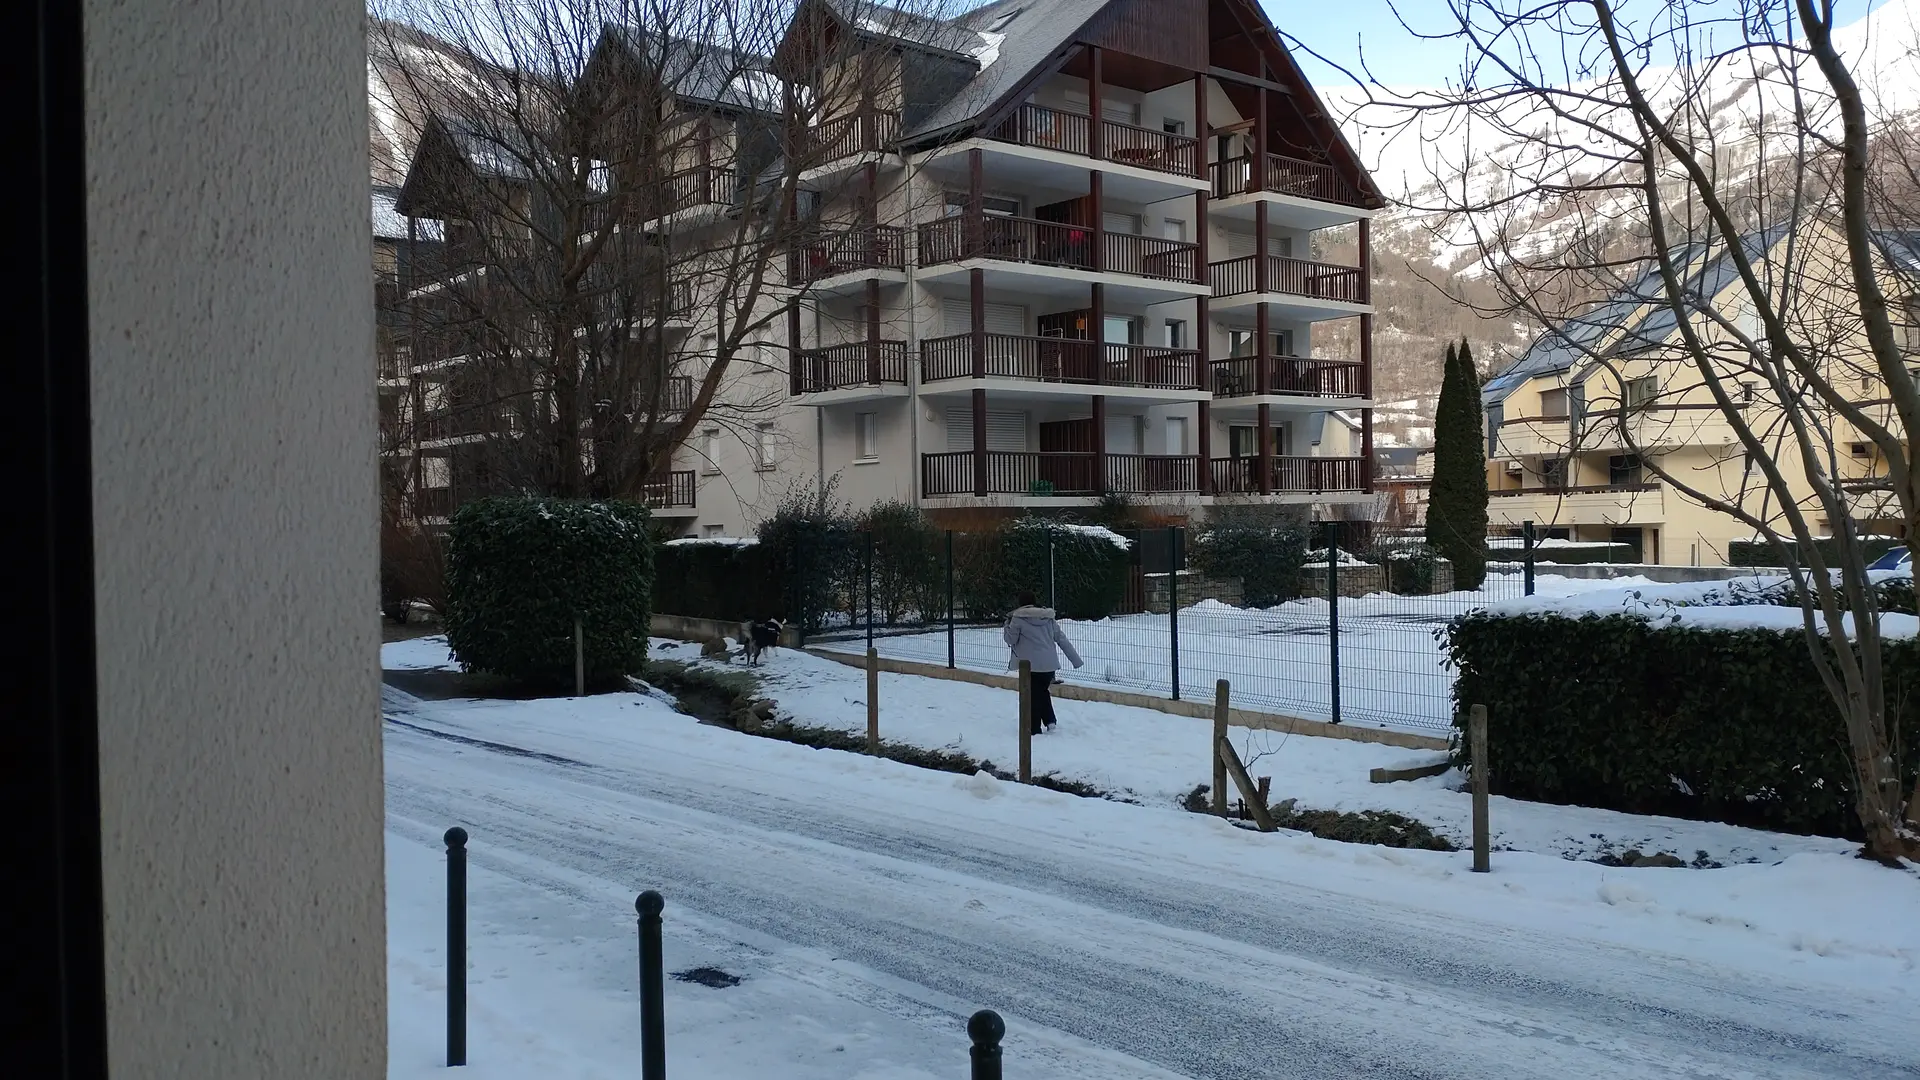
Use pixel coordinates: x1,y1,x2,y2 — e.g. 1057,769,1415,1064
1003,591,1083,733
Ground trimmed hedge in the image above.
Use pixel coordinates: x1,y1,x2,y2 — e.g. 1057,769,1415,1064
956,518,1130,621
1445,610,1920,838
444,498,654,687
653,541,779,622
1190,522,1310,608
1728,535,1901,568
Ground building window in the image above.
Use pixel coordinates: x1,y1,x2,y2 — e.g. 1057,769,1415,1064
1609,454,1643,486
1162,218,1186,242
1166,319,1187,349
1624,376,1658,409
1228,328,1293,357
754,422,776,471
1744,450,1759,476
1740,381,1757,404
1540,457,1568,489
700,427,720,474
704,523,723,537
1539,387,1568,418
944,192,1019,217
1163,118,1185,135
1851,442,1870,458
1166,416,1189,455
855,411,879,461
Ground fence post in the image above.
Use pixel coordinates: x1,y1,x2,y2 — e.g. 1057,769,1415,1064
445,827,468,1067
1212,680,1229,816
637,891,667,1080
1017,659,1032,784
866,647,880,755
1046,525,1056,610
1167,526,1181,701
1470,704,1490,873
1522,520,1536,596
968,1010,1005,1080
1325,521,1342,725
865,530,875,649
946,530,956,669
574,616,585,698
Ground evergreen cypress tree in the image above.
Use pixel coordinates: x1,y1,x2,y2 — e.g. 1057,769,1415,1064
1427,340,1489,589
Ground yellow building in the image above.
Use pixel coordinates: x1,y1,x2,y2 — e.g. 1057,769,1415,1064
1481,223,1919,566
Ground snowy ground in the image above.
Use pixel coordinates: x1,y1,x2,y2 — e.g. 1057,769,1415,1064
384,637,1918,1078
809,573,1663,735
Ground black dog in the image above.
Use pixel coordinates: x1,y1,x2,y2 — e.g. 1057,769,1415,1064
743,619,783,665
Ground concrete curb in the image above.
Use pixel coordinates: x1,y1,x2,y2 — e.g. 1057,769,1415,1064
804,648,1450,753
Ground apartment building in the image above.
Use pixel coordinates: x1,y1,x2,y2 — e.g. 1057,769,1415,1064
379,0,1381,537
1482,223,1920,566
777,0,1384,527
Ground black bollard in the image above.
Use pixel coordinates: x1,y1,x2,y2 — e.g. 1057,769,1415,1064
637,891,666,1080
968,1009,1005,1080
445,827,468,1067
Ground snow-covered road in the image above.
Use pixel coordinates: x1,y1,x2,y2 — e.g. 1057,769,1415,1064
382,685,1917,1079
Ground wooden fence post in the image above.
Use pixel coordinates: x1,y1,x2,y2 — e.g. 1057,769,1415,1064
1217,737,1276,832
1017,660,1032,784
1211,680,1229,816
1470,703,1490,872
866,647,880,755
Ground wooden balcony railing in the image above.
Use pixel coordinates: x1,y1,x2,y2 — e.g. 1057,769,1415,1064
789,224,906,285
918,333,1201,389
982,103,1201,179
660,165,736,215
1489,483,1660,497
798,108,901,163
1209,456,1366,494
640,469,697,509
792,340,908,393
921,451,1202,497
1208,356,1364,398
1210,254,1368,304
916,214,1201,283
1210,153,1369,207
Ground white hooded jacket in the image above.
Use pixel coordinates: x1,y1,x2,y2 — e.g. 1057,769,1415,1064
1002,605,1084,674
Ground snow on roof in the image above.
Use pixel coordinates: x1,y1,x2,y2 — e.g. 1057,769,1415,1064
373,188,445,241
1485,575,1920,638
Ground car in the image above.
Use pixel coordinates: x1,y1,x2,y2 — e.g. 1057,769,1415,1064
1868,545,1911,572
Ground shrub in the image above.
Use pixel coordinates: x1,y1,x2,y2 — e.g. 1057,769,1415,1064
1727,534,1901,568
443,497,653,688
380,520,445,623
1445,609,1920,838
652,538,778,621
860,500,943,625
1379,544,1440,595
955,517,1131,621
754,478,859,632
1191,510,1310,608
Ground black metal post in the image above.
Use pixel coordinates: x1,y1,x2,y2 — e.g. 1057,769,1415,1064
1167,526,1180,701
445,827,468,1067
1046,524,1056,610
968,1010,1005,1080
637,891,666,1080
1523,520,1537,596
864,530,875,649
1325,522,1342,725
946,530,956,669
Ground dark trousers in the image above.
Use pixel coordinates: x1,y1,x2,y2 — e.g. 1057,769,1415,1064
1030,670,1057,732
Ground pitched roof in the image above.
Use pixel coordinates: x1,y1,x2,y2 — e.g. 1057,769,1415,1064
1481,227,1787,407
897,0,1114,142
604,26,784,114
1875,229,1920,278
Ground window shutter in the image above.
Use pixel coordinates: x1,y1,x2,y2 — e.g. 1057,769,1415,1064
942,298,1026,336
945,408,1028,451
1102,212,1138,235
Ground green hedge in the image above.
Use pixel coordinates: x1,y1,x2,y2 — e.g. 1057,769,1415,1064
1445,610,1920,838
1190,522,1309,608
653,540,779,622
444,498,654,688
956,518,1130,621
1728,535,1901,568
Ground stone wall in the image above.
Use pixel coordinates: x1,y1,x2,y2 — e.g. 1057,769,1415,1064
1145,571,1243,613
1297,564,1388,599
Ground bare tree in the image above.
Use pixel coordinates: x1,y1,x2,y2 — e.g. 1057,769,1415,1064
1338,0,1920,860
371,0,942,506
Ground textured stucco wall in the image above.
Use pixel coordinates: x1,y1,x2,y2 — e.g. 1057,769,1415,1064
86,0,386,1074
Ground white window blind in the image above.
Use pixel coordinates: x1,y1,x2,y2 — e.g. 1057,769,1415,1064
942,297,1027,336
944,408,1028,451
855,412,878,460
1102,212,1138,235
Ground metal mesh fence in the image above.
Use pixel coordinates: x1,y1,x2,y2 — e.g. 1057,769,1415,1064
754,522,1545,737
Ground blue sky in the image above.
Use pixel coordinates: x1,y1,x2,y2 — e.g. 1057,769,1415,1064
1272,0,1893,90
